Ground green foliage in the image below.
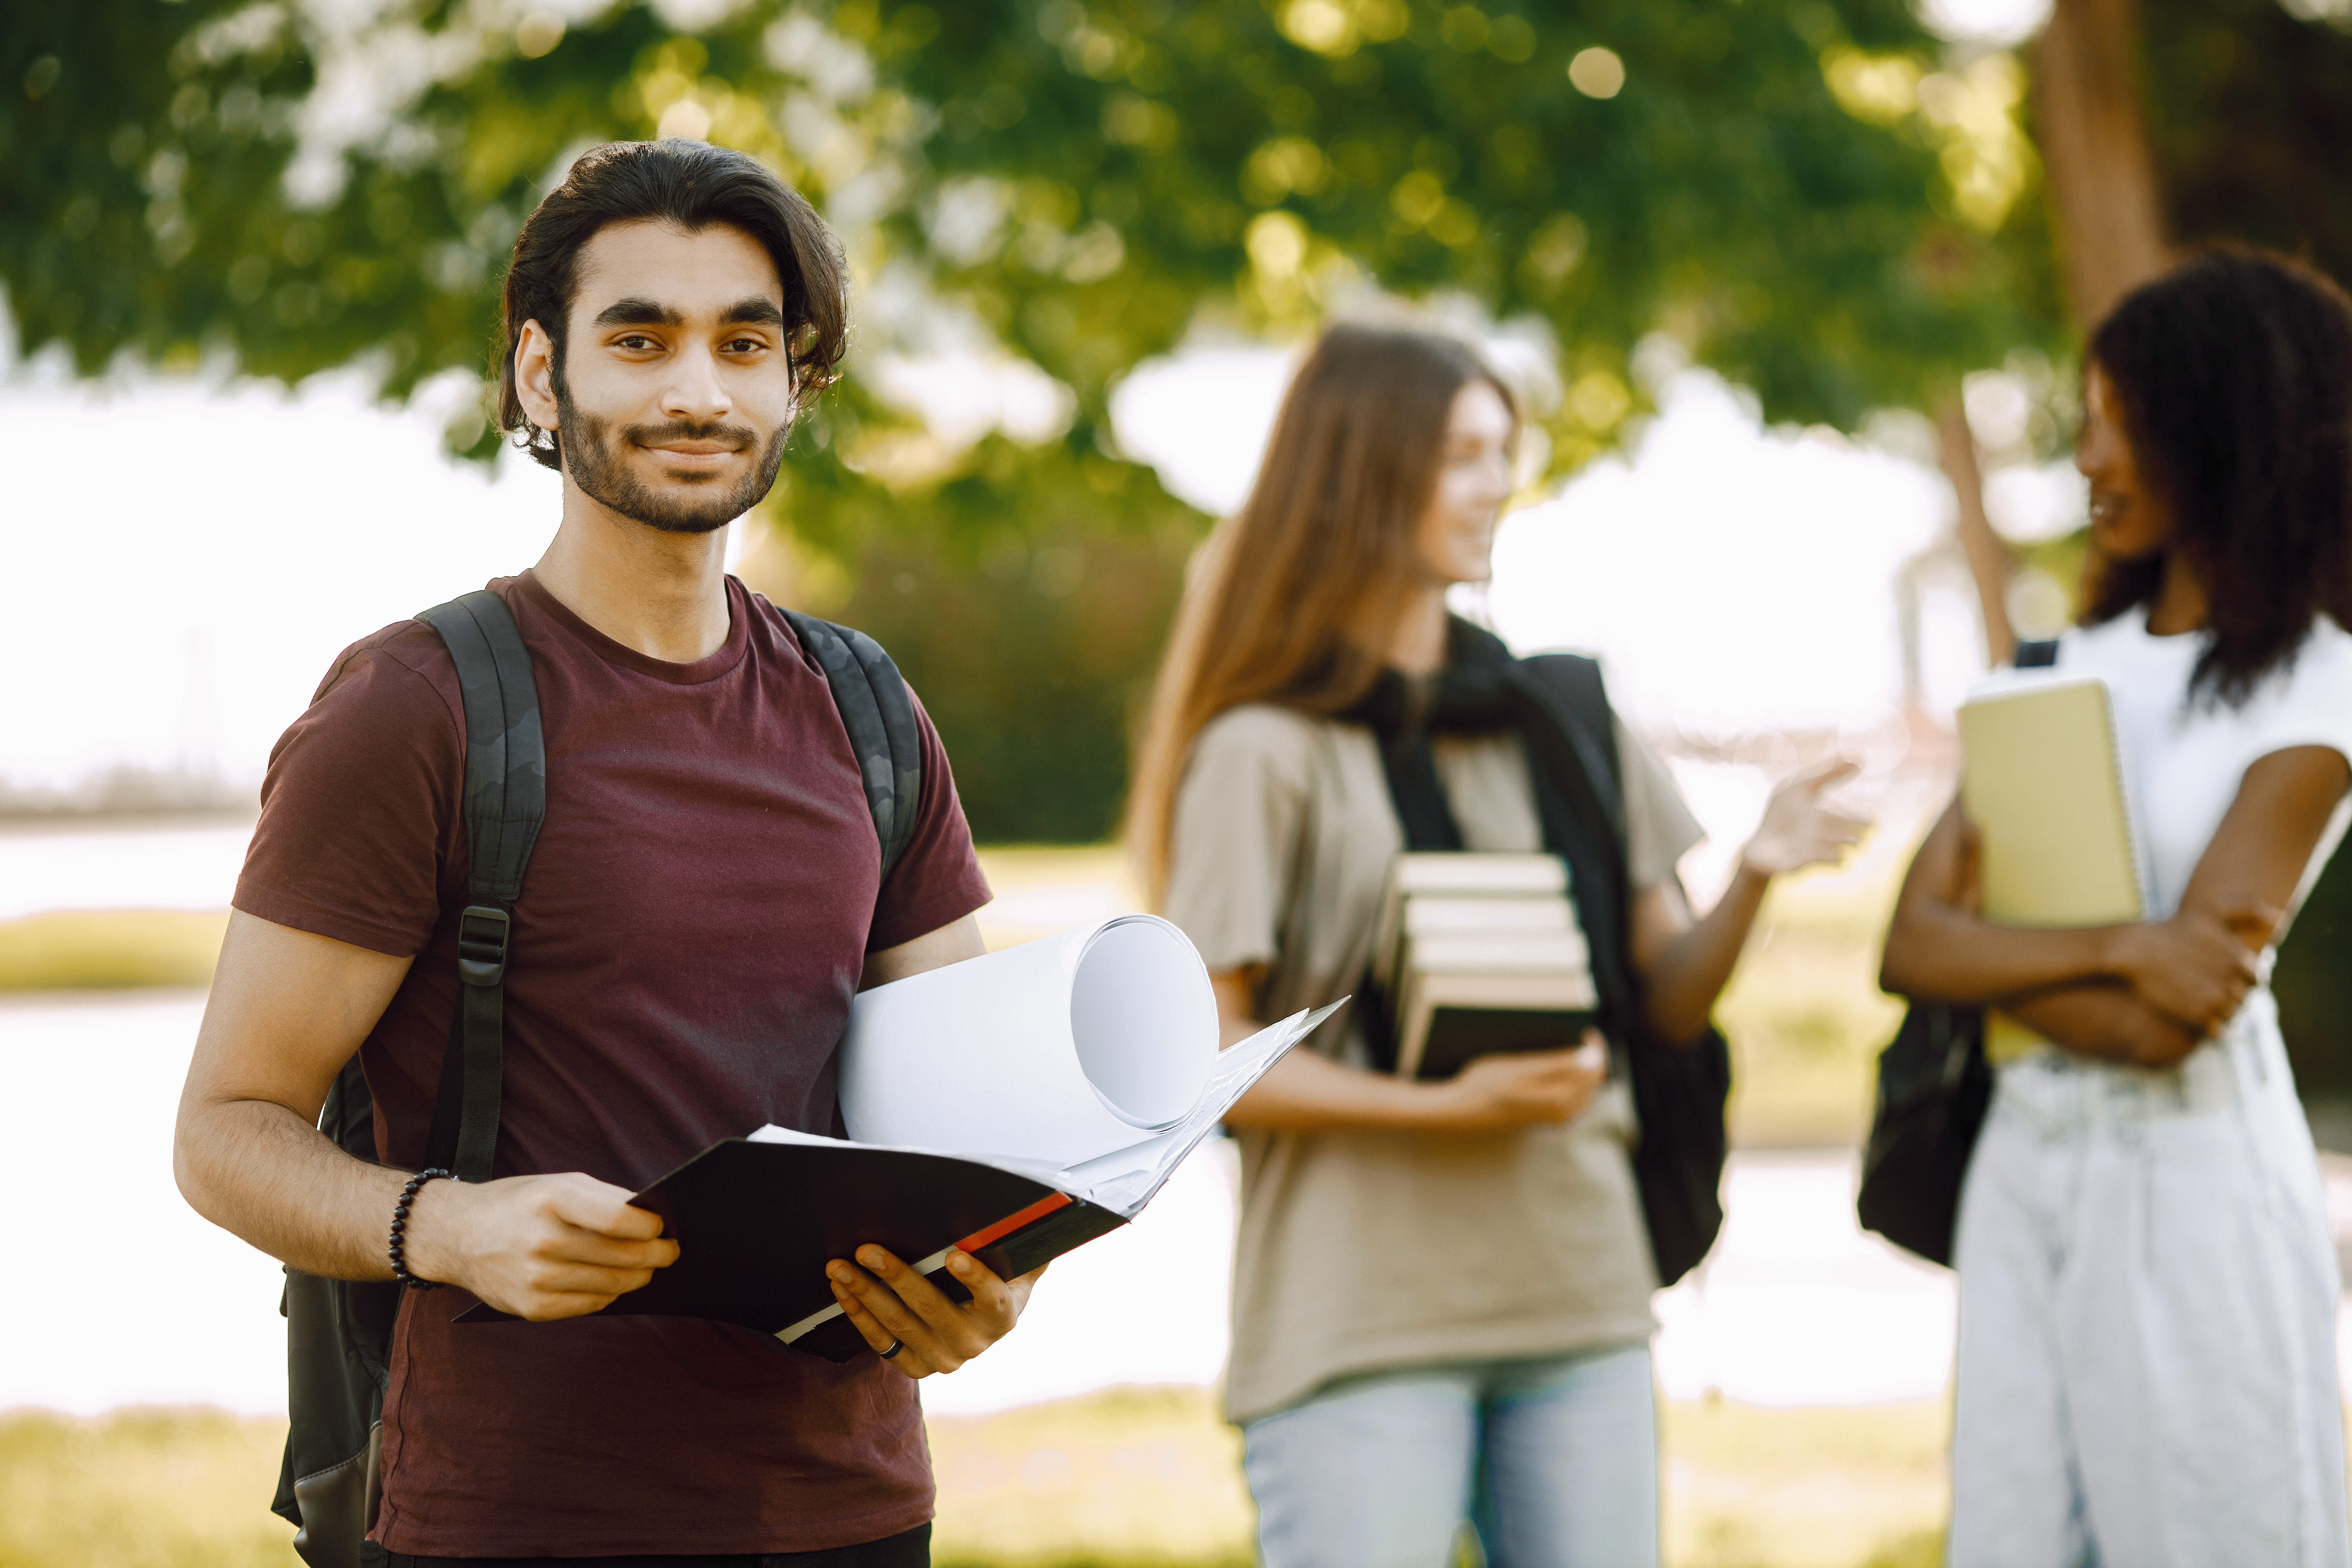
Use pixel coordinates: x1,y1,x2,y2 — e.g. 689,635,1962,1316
2141,0,2352,289
4,0,2069,837
777,434,1201,840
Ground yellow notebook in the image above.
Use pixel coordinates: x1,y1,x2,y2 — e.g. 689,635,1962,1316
1955,676,2147,1064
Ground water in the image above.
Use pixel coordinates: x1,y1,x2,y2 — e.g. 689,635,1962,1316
0,977,1963,1416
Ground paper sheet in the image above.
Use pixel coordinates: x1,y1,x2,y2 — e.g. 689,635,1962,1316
838,914,1221,1169
766,1000,1343,1215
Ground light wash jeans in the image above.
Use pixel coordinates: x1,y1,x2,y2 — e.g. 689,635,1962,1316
1241,1344,1658,1568
1949,995,2349,1568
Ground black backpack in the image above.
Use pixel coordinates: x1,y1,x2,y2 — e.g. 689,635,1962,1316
272,588,924,1568
1854,637,2059,1267
1516,653,1731,1289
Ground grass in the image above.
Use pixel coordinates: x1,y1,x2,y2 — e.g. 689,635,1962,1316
0,1406,300,1568
0,908,229,992
0,1390,1959,1568
1711,819,1921,1149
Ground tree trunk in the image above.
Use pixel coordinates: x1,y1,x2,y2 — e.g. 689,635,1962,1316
1938,401,2016,669
2030,0,2171,329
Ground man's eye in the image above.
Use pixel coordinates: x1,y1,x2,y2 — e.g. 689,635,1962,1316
615,334,657,351
726,337,768,354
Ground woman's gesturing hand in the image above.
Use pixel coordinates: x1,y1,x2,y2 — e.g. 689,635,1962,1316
1740,759,1870,878
1427,1034,1609,1133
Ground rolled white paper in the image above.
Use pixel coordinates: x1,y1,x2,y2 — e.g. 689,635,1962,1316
837,913,1219,1169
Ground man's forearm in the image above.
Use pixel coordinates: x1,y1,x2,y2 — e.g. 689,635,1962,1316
175,1098,412,1281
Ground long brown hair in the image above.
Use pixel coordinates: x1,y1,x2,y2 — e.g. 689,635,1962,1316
1125,322,1516,903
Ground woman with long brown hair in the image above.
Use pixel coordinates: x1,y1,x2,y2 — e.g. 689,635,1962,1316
1129,321,1864,1567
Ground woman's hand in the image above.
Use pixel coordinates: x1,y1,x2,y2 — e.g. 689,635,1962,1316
1739,759,1869,878
2104,901,2278,1036
1423,1034,1608,1134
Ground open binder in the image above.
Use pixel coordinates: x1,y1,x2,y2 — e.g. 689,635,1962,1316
460,915,1336,1359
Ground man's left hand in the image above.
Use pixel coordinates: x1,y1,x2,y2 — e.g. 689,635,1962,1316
826,1246,1044,1378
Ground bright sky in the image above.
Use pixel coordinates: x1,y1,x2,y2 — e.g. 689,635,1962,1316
0,344,2012,803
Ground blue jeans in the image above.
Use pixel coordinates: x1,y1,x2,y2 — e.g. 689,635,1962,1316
1241,1345,1658,1568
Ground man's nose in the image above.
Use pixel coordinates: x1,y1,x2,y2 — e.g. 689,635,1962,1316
662,344,733,422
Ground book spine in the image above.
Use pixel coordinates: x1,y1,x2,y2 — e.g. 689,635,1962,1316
2099,688,2150,918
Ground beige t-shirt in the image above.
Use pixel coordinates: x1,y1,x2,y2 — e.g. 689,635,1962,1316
1164,702,1706,1424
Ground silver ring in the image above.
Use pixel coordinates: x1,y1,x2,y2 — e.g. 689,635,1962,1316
879,1337,905,1360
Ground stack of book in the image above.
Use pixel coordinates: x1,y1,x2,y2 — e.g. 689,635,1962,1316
1372,852,1600,1080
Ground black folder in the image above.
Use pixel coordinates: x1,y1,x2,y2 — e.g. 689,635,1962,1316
456,1001,1339,1360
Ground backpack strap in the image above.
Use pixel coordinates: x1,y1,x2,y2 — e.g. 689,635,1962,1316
1513,651,1634,1029
778,608,924,883
1520,651,1625,836
2015,638,2061,668
415,589,547,1184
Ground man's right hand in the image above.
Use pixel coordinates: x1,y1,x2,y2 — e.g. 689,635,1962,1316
1423,1033,1609,1134
404,1172,680,1321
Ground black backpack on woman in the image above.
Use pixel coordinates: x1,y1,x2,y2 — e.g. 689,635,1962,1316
1353,622,1729,1289
274,589,924,1568
1853,637,2059,1267
1516,653,1730,1289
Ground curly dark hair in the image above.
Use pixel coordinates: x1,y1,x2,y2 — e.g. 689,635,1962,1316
495,140,848,471
2083,245,2352,706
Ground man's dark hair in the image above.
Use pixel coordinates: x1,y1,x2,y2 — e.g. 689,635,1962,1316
2084,245,2352,706
496,139,849,471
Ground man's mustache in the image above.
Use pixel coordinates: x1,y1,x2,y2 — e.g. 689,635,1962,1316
624,418,762,451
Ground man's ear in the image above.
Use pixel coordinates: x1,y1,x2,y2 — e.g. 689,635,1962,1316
514,319,561,433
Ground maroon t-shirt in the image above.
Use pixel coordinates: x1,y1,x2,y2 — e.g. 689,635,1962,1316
234,571,992,1557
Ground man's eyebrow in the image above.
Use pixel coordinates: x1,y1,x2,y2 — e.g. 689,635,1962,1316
719,297,787,327
592,297,682,328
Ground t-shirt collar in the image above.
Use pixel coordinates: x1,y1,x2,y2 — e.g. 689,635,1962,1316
512,568,752,686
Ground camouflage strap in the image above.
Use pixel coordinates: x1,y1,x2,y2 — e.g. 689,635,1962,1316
416,590,546,1186
778,608,923,884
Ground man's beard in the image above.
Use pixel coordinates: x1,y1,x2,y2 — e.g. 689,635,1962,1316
554,374,790,536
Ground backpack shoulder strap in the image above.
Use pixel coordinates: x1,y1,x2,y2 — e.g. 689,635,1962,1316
778,607,924,883
1520,651,1625,839
415,588,546,1183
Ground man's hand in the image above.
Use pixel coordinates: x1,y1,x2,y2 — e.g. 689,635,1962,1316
2106,902,2276,1036
1422,1033,1609,1134
405,1172,679,1321
1740,759,1870,878
825,1246,1045,1378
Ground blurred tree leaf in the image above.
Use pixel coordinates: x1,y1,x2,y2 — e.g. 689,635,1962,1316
4,0,2074,838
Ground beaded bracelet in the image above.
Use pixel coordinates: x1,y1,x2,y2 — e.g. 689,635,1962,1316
390,1168,453,1290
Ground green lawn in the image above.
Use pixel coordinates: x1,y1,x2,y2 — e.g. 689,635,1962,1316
0,1390,1958,1568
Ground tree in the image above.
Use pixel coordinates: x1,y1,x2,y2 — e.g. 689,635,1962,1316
6,0,2067,835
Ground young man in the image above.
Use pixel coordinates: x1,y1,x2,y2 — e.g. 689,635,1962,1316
174,140,1034,1563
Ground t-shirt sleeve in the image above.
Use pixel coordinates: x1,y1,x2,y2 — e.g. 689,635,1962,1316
233,632,465,958
866,688,993,952
1614,717,1706,892
1161,707,1313,974
2250,625,2352,770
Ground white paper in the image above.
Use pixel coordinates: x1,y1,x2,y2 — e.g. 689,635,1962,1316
838,914,1221,1169
761,1001,1343,1215
751,1001,1340,1346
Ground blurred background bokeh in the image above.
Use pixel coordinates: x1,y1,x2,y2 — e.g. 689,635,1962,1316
4,0,2351,1562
